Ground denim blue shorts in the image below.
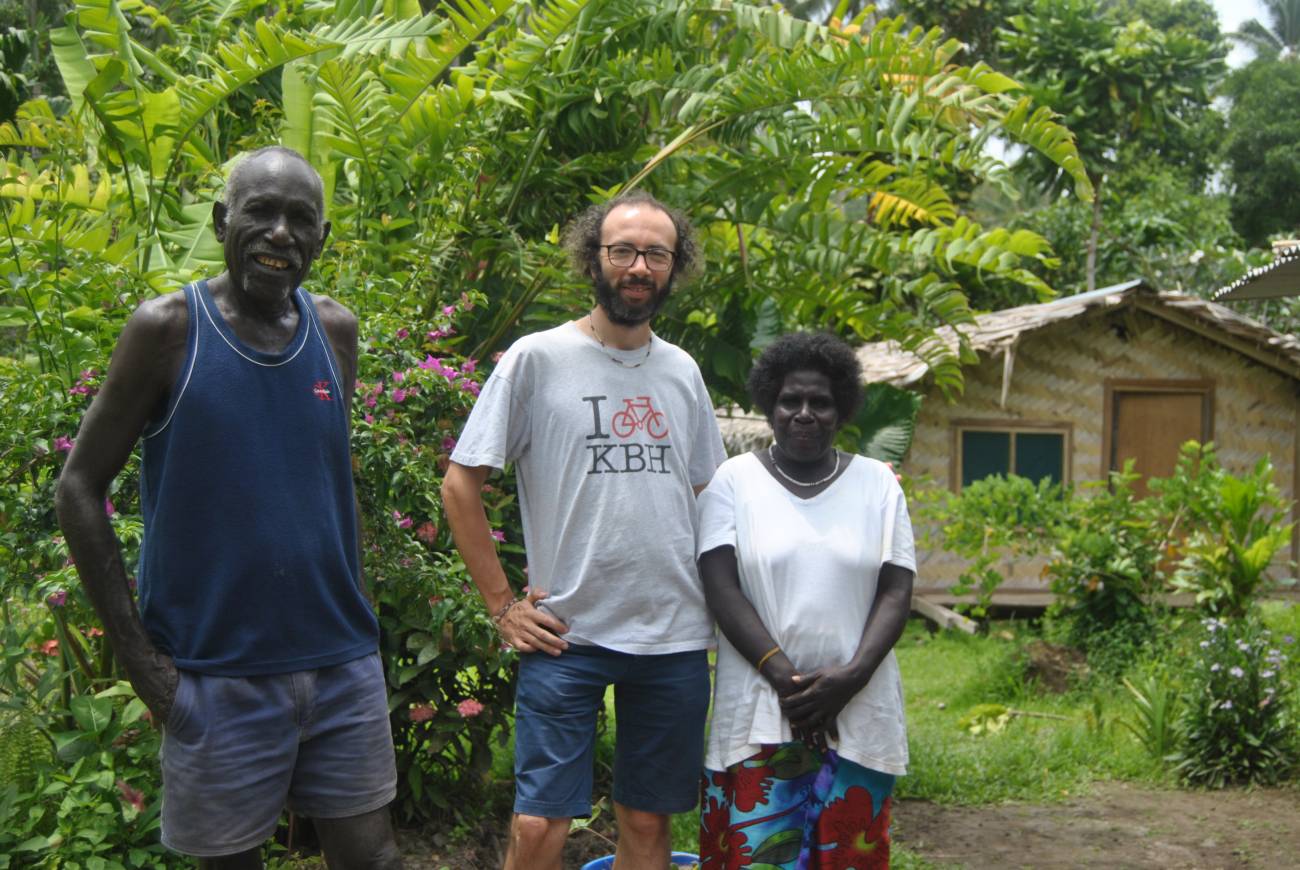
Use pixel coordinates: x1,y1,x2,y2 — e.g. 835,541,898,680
160,652,397,857
513,644,711,819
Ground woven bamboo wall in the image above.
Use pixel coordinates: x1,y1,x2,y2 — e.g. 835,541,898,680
908,308,1299,603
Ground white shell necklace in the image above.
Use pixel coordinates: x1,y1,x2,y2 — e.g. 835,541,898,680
768,445,840,487
589,314,652,368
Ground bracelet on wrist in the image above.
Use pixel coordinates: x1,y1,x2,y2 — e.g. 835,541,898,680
491,597,520,626
756,645,782,674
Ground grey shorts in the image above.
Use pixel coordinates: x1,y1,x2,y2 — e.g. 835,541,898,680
160,652,397,857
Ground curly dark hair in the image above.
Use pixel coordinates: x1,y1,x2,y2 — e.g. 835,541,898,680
748,332,864,421
561,190,700,284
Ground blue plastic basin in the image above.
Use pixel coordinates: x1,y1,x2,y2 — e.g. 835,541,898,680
580,852,699,870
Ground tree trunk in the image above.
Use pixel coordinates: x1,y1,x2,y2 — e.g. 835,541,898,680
1086,175,1104,293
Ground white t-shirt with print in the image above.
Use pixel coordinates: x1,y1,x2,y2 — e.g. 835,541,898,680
696,452,916,774
451,321,727,654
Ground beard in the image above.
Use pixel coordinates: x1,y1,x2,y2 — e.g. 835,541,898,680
593,269,673,326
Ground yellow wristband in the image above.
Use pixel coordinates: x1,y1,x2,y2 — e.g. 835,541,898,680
756,646,781,673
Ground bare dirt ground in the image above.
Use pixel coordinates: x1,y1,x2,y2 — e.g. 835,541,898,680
894,781,1300,869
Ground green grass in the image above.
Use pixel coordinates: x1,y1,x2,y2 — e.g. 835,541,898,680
895,620,1164,805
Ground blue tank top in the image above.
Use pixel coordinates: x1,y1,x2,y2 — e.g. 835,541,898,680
137,280,377,676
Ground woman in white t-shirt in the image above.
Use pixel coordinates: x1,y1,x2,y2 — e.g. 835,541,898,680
696,332,916,869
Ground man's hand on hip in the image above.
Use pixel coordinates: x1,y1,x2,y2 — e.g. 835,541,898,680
128,649,180,727
500,588,569,656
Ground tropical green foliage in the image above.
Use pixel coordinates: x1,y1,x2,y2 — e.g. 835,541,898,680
0,0,1097,856
1175,615,1297,787
1230,0,1300,59
1222,58,1300,248
998,0,1226,291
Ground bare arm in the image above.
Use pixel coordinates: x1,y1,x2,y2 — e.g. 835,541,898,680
54,296,187,720
441,461,568,655
700,545,807,726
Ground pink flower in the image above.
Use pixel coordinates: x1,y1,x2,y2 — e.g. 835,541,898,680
489,529,505,543
39,639,59,656
46,589,67,607
392,511,413,529
461,358,478,374
409,704,434,723
104,498,115,516
392,371,405,383
364,394,377,408
443,305,456,316
391,388,407,404
427,328,447,341
85,627,104,638
419,355,440,370
54,436,74,452
116,779,146,812
456,699,484,718
416,522,438,544
441,436,457,452
364,413,375,424
461,381,481,397
396,328,409,340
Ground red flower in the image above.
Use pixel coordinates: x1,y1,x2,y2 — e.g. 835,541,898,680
116,779,147,812
409,704,434,723
816,786,890,869
699,795,752,869
726,759,775,813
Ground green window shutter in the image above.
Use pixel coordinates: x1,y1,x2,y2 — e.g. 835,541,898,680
1014,432,1064,485
961,430,1010,487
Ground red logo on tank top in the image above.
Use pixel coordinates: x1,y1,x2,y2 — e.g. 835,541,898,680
312,380,333,401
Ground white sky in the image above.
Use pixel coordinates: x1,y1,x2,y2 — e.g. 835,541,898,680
1213,0,1268,66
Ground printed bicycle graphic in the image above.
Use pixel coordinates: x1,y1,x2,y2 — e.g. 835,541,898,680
611,396,669,440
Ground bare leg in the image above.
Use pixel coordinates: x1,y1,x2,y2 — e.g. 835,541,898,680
612,802,670,870
503,813,569,870
197,848,262,870
314,806,402,870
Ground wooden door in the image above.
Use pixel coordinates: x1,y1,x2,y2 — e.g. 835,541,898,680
1106,382,1212,496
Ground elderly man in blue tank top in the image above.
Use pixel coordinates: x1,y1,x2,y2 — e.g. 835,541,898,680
55,147,401,868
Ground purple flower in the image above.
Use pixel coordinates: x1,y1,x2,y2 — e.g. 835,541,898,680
46,589,67,607
393,511,413,529
443,305,456,317
396,328,409,340
461,358,478,374
392,371,405,383
442,436,457,452
1284,635,1295,646
461,381,481,397
489,529,505,543
419,355,440,370
54,436,74,452
364,413,375,424
1219,699,1233,710
1261,669,1276,679
104,498,115,516
427,328,447,341
1229,666,1245,678
391,388,407,404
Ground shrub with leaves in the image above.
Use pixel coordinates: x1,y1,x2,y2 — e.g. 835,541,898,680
1154,443,1295,619
925,473,1066,617
349,285,522,824
1044,464,1166,656
1174,617,1297,787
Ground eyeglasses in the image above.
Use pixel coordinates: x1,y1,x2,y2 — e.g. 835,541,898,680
601,244,676,272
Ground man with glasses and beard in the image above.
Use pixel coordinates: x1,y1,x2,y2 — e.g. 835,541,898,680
443,192,726,870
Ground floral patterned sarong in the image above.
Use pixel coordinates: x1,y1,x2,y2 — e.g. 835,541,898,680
700,743,895,869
